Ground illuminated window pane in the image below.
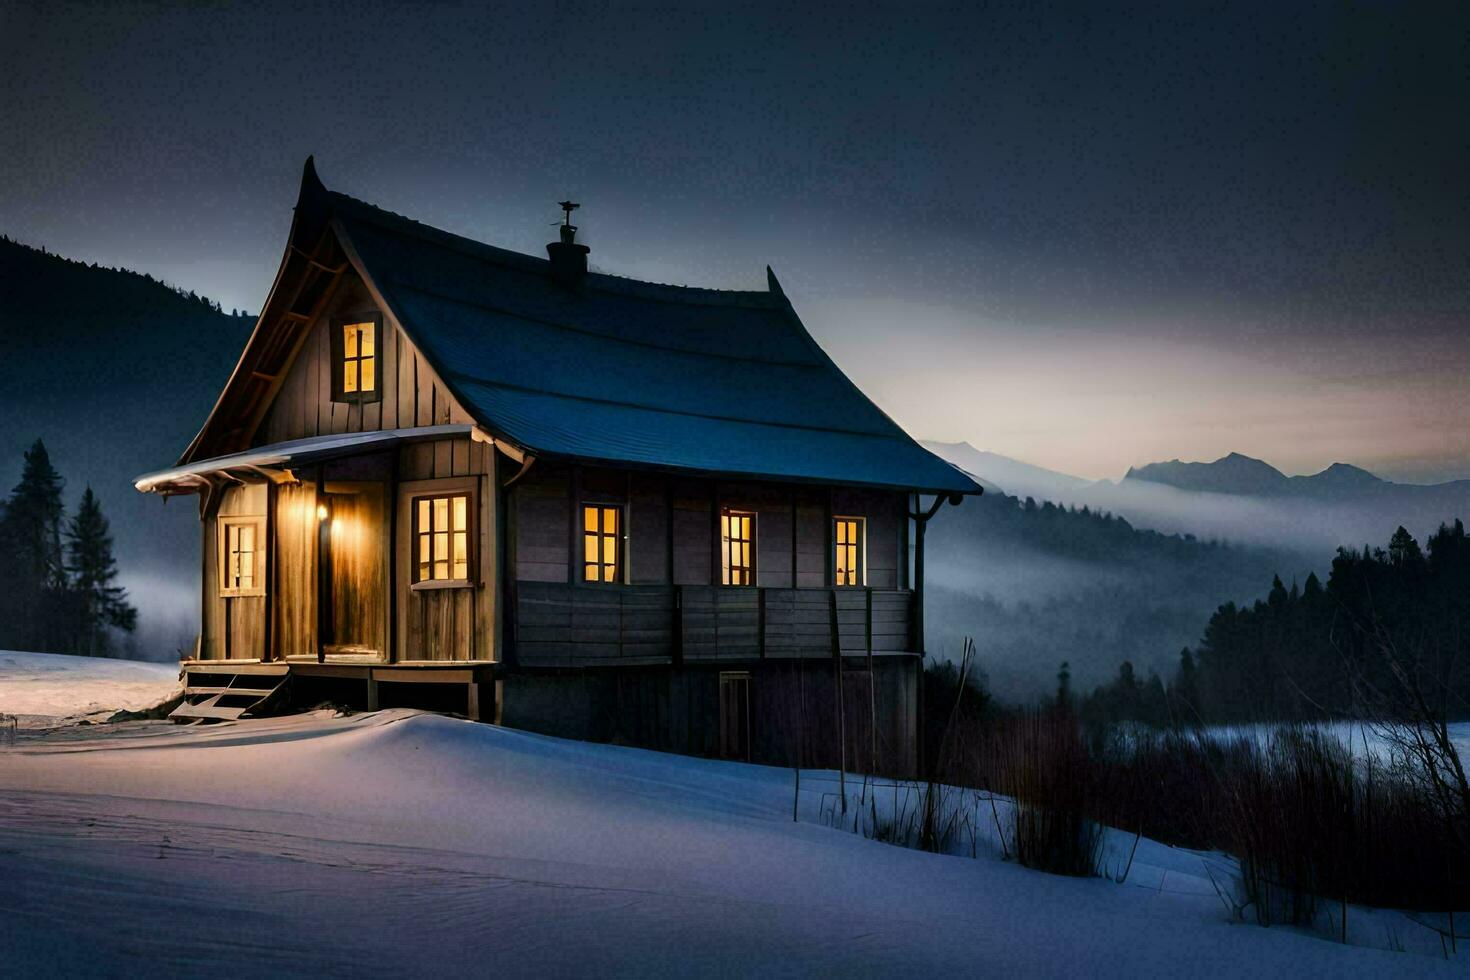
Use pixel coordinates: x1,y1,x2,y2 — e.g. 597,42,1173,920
344,324,358,358
582,503,620,583
359,326,373,357
416,494,473,582
721,509,754,585
834,519,862,586
361,357,374,392
452,531,468,579
344,360,357,393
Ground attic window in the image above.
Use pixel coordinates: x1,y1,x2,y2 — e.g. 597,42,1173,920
331,314,383,403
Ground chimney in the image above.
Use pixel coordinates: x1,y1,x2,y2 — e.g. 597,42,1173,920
546,200,589,288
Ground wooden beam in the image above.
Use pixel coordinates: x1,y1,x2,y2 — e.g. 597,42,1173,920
372,667,474,683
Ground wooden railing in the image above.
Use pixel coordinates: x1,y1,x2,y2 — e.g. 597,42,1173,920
514,582,914,668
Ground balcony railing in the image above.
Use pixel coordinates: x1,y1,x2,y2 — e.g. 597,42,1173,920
514,582,915,668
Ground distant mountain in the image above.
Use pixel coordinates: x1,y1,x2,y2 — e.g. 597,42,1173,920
1126,452,1288,495
925,442,1470,560
921,441,1094,503
1293,462,1386,492
1125,451,1469,501
0,236,254,654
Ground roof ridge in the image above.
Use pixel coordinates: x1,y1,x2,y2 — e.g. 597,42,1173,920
384,277,820,369
329,190,779,309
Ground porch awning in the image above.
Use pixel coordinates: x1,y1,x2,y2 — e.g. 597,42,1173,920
134,424,489,495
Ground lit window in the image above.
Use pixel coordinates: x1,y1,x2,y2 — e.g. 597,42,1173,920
342,321,376,395
721,509,755,585
583,505,621,583
834,517,865,586
220,518,263,596
415,494,470,583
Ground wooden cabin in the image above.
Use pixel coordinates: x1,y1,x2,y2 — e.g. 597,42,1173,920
136,159,979,774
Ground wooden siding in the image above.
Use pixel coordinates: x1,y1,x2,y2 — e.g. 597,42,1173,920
394,438,498,662
202,484,267,660
513,467,909,590
515,581,913,668
259,270,471,446
516,583,676,666
834,488,904,589
628,473,668,584
274,481,318,658
514,467,570,583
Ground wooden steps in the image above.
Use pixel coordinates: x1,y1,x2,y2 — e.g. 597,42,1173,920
170,668,289,723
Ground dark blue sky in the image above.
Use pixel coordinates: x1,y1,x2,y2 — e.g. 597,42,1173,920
4,1,1467,480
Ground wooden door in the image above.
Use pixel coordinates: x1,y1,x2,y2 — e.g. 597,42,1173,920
323,482,388,659
719,671,751,760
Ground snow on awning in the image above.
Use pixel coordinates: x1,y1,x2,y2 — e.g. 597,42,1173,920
134,424,499,495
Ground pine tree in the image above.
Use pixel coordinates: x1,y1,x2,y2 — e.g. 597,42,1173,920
1387,525,1424,569
4,439,65,588
66,487,137,656
1055,660,1072,711
1172,647,1201,722
0,440,67,649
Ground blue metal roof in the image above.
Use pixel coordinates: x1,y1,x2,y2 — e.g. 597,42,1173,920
324,185,980,495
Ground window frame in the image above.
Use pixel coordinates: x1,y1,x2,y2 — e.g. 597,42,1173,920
833,515,867,588
720,508,757,586
408,483,476,591
330,312,384,404
580,501,625,585
218,516,266,597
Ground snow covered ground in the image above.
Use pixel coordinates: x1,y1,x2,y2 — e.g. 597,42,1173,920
0,650,179,726
1,701,1462,976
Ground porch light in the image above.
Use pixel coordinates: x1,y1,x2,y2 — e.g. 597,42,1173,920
316,503,330,522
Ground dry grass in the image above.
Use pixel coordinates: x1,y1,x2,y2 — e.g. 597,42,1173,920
950,709,1103,877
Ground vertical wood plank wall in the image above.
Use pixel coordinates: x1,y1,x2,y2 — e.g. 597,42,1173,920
201,484,267,660
516,463,906,591
394,438,498,661
259,271,472,446
273,481,318,658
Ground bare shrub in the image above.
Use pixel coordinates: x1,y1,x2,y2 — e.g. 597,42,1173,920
1221,726,1468,922
961,709,1102,877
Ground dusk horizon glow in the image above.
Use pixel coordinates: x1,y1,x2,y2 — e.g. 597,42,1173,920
5,1,1467,484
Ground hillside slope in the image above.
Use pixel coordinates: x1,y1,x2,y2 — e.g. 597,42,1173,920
923,489,1302,699
0,705,1449,973
0,237,253,654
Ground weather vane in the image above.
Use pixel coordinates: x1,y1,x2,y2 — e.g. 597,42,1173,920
558,200,579,229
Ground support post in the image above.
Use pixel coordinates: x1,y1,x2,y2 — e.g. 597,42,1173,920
907,492,964,656
830,589,846,813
